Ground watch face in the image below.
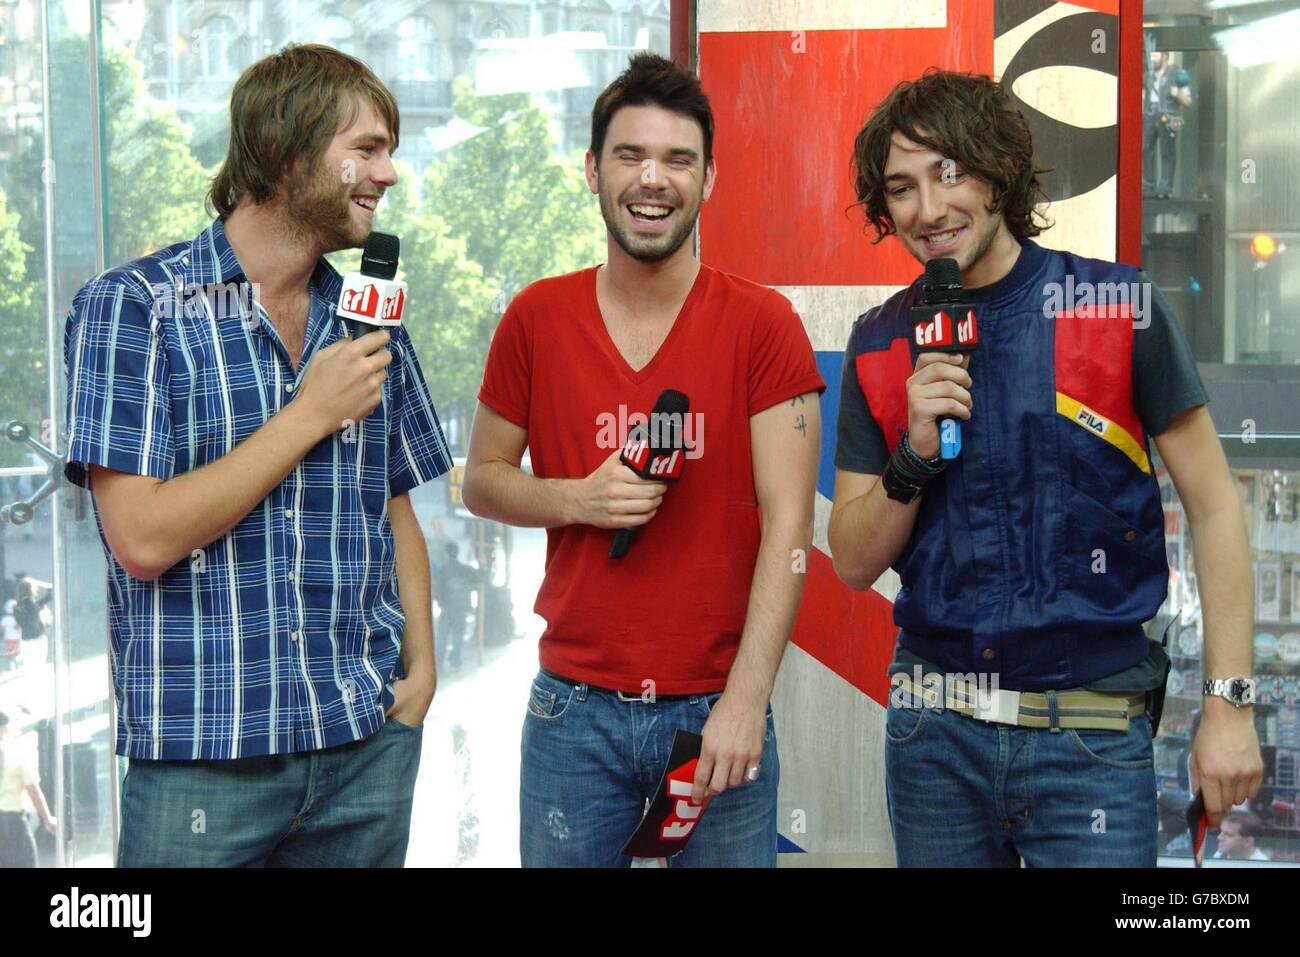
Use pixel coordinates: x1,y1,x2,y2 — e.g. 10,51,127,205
1231,679,1255,705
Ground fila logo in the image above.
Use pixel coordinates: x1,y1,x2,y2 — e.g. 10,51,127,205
647,449,682,477
1075,405,1108,435
914,309,950,347
662,762,707,840
956,308,978,345
341,283,378,317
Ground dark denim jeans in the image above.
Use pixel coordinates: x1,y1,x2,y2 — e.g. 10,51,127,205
885,700,1157,867
117,717,423,867
519,669,779,867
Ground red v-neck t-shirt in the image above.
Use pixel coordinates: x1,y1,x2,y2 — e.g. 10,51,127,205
478,264,825,693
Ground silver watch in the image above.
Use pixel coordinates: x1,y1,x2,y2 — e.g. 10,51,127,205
1202,677,1256,707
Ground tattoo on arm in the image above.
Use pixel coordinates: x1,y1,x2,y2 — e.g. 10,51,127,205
795,413,807,437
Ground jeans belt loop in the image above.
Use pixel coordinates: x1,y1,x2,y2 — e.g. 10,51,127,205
1045,690,1062,733
575,682,589,703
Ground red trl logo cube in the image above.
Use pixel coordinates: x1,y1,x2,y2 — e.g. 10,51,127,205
381,286,405,322
622,436,650,472
955,308,979,346
341,283,379,319
914,308,952,348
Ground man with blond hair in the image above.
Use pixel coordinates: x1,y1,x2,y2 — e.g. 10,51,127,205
64,44,451,867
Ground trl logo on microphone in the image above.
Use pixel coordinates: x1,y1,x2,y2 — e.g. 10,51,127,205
913,308,979,349
338,274,407,326
621,437,684,479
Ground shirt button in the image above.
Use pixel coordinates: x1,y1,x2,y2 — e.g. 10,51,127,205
1124,530,1138,542
291,631,302,643
285,382,295,394
288,572,297,582
285,508,295,519
982,648,995,661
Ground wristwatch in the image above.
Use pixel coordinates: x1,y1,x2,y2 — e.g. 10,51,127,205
1203,677,1257,708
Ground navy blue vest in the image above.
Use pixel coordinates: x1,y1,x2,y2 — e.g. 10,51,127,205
852,242,1167,690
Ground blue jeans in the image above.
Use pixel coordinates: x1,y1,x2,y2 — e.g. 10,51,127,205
519,669,779,867
117,718,423,867
885,701,1157,867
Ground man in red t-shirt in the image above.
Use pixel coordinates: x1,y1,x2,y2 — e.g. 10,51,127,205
464,53,824,867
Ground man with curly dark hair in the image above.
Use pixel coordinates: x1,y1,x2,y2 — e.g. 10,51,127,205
829,70,1260,867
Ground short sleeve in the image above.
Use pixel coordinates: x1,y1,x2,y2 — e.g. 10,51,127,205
63,274,175,489
1132,273,1209,437
747,290,826,416
477,297,532,430
386,326,453,497
834,329,889,474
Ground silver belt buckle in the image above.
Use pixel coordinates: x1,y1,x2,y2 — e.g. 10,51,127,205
973,688,1021,725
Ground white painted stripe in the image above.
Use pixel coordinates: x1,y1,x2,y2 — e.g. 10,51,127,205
771,642,893,858
773,285,905,352
700,0,945,33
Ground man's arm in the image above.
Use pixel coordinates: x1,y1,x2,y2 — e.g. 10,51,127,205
461,401,664,530
691,393,820,804
828,352,970,589
827,469,921,590
387,492,436,724
1154,405,1262,826
24,783,56,834
90,331,394,581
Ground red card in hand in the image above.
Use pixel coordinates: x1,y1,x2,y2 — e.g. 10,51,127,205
622,730,711,859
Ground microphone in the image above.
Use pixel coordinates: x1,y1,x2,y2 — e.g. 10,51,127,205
609,389,690,560
910,258,979,460
337,232,406,341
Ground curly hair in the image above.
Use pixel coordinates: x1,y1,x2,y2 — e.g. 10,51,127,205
851,70,1051,243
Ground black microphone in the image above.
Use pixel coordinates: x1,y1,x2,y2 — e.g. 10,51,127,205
336,232,405,341
910,258,979,460
609,389,690,560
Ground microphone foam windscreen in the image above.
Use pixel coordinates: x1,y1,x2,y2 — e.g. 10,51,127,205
923,257,960,290
360,232,400,279
651,389,691,417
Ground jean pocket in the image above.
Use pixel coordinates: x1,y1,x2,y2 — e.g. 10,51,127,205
884,705,931,746
1065,716,1153,769
386,716,423,733
526,673,576,721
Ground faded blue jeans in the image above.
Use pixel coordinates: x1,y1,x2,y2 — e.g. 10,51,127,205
519,669,779,867
885,699,1157,866
117,717,423,867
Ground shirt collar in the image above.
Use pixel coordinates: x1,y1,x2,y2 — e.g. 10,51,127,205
189,216,345,313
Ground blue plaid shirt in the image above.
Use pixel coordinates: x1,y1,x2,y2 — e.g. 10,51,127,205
63,218,452,760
